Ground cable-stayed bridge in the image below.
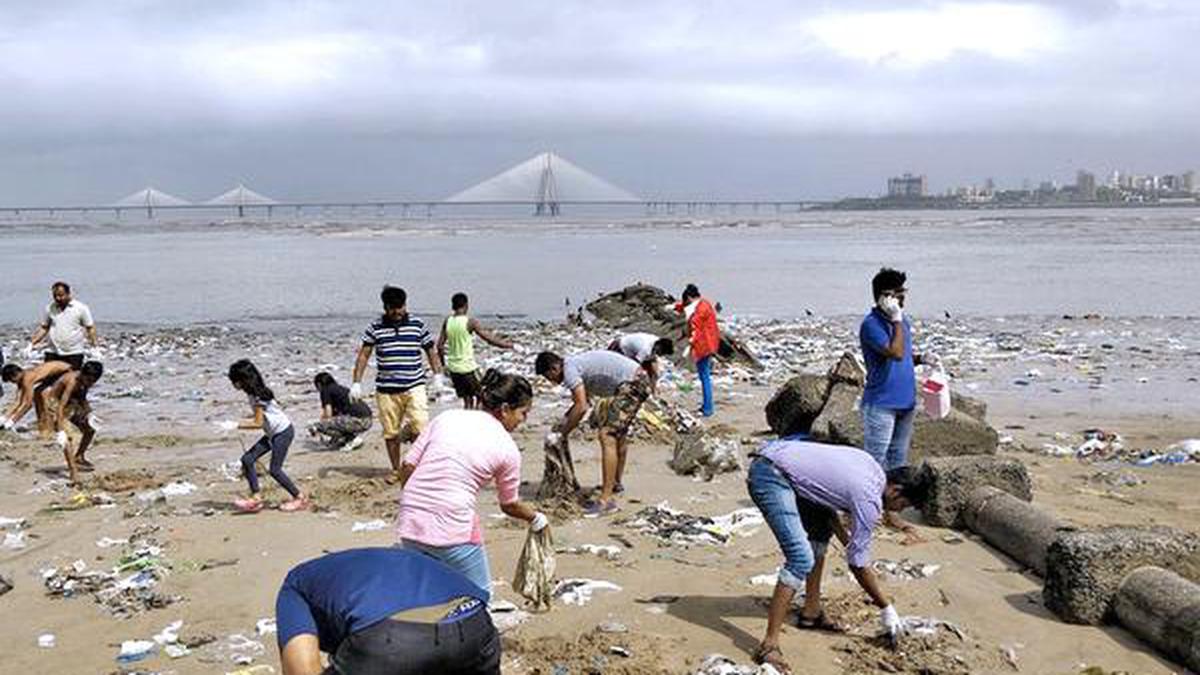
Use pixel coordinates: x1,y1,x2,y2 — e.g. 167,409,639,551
0,153,831,218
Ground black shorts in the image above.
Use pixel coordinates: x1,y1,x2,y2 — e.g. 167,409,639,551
448,370,482,399
327,607,500,675
45,353,85,369
796,495,836,546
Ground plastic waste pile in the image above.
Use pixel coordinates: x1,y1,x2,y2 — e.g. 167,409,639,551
621,502,762,547
42,525,176,617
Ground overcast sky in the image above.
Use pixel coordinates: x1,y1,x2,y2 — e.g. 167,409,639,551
0,0,1196,204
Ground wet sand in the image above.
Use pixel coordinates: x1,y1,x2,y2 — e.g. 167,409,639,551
0,315,1197,674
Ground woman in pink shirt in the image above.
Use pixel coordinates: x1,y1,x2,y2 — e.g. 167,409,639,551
396,370,547,594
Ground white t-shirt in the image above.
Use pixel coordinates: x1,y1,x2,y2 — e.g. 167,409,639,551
42,300,94,356
617,333,660,364
249,395,292,436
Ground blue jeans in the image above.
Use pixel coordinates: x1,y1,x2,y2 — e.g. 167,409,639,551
861,403,916,471
402,540,492,597
746,458,813,590
696,355,714,416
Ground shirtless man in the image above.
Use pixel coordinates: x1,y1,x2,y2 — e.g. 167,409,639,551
1,360,73,436
46,361,104,484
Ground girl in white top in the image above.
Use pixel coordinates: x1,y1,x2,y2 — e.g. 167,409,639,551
228,359,307,513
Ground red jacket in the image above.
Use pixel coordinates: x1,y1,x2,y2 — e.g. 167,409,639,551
677,298,720,361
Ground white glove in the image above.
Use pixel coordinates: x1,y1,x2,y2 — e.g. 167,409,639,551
86,414,103,431
530,512,549,532
54,430,69,449
1,418,13,431
880,604,904,641
544,431,562,446
349,382,363,401
878,296,903,322
215,420,238,432
21,343,37,360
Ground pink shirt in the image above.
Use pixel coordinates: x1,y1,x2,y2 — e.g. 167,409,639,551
396,409,522,547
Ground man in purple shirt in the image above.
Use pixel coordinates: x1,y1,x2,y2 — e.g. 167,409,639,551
746,438,933,673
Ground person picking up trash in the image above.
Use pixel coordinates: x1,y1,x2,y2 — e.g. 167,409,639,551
608,332,673,392
534,349,650,517
395,370,548,593
0,360,73,437
745,436,934,673
45,360,104,484
675,283,720,416
309,372,373,450
276,547,500,675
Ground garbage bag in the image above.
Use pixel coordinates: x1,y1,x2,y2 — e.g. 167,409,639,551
512,525,556,612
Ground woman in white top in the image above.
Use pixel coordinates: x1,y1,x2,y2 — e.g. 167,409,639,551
228,359,307,513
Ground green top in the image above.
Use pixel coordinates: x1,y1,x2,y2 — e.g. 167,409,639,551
444,315,478,374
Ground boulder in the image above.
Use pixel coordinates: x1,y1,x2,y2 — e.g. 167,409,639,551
764,373,830,436
921,456,1032,528
829,351,865,387
584,283,761,368
1044,526,1200,624
951,390,987,422
671,432,743,480
808,382,862,446
910,407,999,461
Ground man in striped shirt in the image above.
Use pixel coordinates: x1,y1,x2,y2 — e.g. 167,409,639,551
351,286,442,476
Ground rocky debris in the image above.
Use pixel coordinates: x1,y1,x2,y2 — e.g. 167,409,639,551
921,455,1032,528
584,283,761,368
828,351,865,387
670,431,743,479
764,373,829,437
767,351,999,461
1044,526,1200,624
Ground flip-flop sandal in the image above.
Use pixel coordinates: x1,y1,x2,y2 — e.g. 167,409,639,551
796,610,847,633
752,643,791,674
234,498,264,513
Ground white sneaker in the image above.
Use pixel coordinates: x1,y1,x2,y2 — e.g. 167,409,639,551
344,434,365,451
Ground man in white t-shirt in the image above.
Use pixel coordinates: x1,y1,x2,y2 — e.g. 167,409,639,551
28,281,98,370
608,332,673,391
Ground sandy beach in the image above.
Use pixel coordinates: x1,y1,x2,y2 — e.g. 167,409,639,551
1,312,1198,674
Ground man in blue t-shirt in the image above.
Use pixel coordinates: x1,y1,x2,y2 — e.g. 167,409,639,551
275,547,498,675
858,267,924,534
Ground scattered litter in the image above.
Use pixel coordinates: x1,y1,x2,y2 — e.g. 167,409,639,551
610,645,632,658
900,615,966,640
488,599,531,633
0,516,26,529
2,531,27,550
622,502,763,547
255,618,276,636
513,526,556,612
37,634,56,649
941,533,965,544
350,519,388,532
693,653,782,675
597,621,628,634
153,620,183,645
97,537,129,548
559,543,622,561
554,578,622,606
116,639,157,663
872,558,941,580
43,526,177,617
749,571,778,587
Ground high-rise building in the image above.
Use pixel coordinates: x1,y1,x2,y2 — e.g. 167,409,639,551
887,173,927,198
1184,171,1196,194
1076,170,1097,201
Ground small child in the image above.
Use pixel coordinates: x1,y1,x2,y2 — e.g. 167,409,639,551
228,359,307,513
309,372,373,450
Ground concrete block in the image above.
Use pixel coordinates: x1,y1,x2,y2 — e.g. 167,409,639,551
1044,526,1200,625
910,408,999,462
921,456,1032,528
963,486,1067,576
1114,566,1200,672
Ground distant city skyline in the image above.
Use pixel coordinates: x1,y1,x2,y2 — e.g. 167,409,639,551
1,1,1198,204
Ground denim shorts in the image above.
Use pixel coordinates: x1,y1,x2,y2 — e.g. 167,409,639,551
746,457,835,589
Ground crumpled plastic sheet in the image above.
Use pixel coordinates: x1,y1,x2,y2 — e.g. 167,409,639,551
693,653,783,675
513,527,556,612
623,502,763,546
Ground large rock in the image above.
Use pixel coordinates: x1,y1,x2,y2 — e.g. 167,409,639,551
1044,526,1200,624
764,373,830,436
671,432,743,480
910,407,999,461
584,283,761,368
829,351,865,387
921,456,1032,528
809,382,862,446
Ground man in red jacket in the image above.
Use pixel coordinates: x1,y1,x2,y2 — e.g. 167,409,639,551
676,284,720,417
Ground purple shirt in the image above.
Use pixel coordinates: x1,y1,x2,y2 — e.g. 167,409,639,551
757,440,885,568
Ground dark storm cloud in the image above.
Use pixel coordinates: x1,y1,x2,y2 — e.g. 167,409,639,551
0,1,1196,203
